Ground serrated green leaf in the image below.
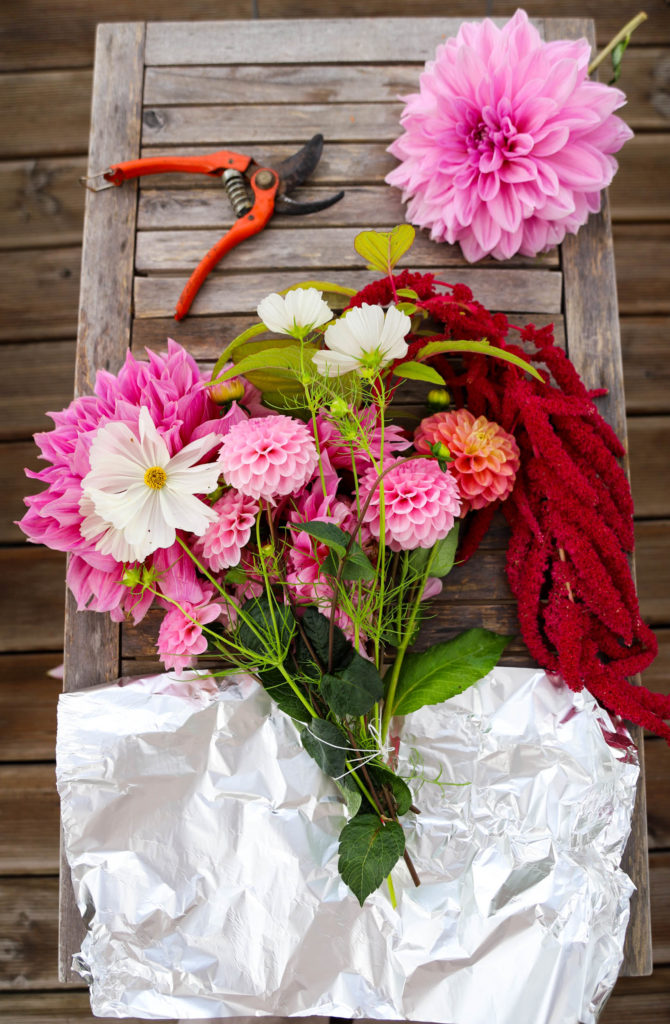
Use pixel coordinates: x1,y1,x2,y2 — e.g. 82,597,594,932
393,360,446,385
321,652,384,717
297,606,354,672
391,628,511,717
416,339,544,381
409,523,460,578
338,815,405,905
301,718,350,778
292,521,349,557
321,547,376,582
334,775,363,816
259,668,313,724
211,322,269,381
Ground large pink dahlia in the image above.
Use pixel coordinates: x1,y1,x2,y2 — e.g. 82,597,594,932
217,415,318,502
361,459,461,552
415,408,520,512
386,10,633,261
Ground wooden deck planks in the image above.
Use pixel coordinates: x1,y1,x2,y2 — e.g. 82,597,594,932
1,4,669,1018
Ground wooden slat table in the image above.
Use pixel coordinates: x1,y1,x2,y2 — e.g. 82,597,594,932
59,15,653,991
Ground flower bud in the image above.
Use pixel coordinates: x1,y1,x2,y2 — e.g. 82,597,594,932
329,398,349,419
431,441,452,460
427,388,451,411
210,378,246,405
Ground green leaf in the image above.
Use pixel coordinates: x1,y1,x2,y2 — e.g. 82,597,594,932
393,360,446,385
368,764,413,817
301,719,350,779
321,546,376,582
212,345,303,385
211,322,269,382
291,521,349,557
321,652,384,717
609,37,629,84
259,668,313,724
396,288,419,300
338,815,405,905
391,628,511,717
334,775,363,817
354,225,415,273
237,596,295,655
416,339,544,382
409,523,459,578
297,606,354,673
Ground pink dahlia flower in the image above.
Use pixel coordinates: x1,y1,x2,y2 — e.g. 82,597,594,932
415,408,520,512
217,415,318,502
386,10,633,260
156,597,223,673
195,490,259,571
361,459,461,552
18,340,245,621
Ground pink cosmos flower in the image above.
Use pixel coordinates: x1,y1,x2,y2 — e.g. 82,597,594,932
217,415,318,502
386,10,633,260
361,459,461,551
19,341,245,621
195,490,259,571
415,408,520,512
156,596,223,673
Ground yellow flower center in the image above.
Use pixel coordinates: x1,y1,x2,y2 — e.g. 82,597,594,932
144,465,167,490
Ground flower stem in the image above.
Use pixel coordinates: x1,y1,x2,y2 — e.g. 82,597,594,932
588,11,647,75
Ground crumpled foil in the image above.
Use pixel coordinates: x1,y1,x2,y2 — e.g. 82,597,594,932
56,666,639,1023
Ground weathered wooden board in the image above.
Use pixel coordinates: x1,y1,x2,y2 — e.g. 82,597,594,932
0,71,93,159
0,766,60,874
0,342,76,442
620,318,670,413
0,159,86,249
0,248,81,341
614,225,670,314
0,654,62,761
636,521,670,624
0,549,66,652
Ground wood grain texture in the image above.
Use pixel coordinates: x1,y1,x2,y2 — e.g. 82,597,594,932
0,248,80,341
59,20,146,985
0,766,59,874
0,159,86,250
614,224,670,315
134,267,563,319
620,318,670,414
0,549,65,652
628,418,670,517
0,343,76,441
636,521,670,624
0,654,62,762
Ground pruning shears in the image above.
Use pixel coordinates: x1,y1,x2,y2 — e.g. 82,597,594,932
82,134,344,321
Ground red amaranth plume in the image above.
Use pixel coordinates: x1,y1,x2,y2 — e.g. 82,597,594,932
346,274,666,741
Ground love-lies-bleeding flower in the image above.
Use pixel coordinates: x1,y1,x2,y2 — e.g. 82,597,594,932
415,408,520,512
386,10,633,260
312,303,411,377
257,287,333,338
81,406,221,563
217,414,319,501
361,458,461,551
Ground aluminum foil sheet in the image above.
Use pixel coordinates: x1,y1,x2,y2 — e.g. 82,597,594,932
56,666,639,1023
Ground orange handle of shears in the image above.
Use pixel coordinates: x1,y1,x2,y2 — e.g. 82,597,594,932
175,169,279,321
102,150,252,185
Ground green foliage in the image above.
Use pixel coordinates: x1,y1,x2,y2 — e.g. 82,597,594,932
416,339,544,381
236,595,295,656
259,667,313,724
338,815,405,905
321,652,384,717
210,322,269,382
392,360,446,385
297,607,353,673
301,719,350,778
409,524,459,578
368,764,413,816
212,345,305,387
292,522,376,582
390,628,511,717
354,225,415,274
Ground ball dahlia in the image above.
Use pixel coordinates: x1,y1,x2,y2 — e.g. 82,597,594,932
361,459,461,552
386,10,633,261
194,489,259,571
415,408,520,512
217,415,318,501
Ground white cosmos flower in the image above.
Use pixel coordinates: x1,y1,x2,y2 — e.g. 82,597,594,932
80,406,221,563
257,287,332,338
312,303,411,378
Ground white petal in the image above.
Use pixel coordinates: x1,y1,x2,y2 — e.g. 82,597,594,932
377,305,411,358
138,406,170,467
166,432,221,473
87,482,150,531
312,350,361,377
257,292,292,334
344,304,385,349
284,287,332,330
160,487,218,534
125,489,174,552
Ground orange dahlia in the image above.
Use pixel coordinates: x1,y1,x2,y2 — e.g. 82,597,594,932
414,408,520,513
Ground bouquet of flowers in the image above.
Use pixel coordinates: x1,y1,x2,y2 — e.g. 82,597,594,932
20,225,665,908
